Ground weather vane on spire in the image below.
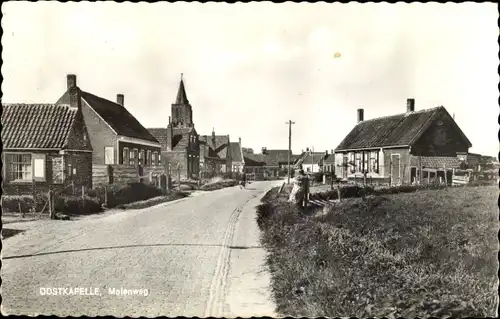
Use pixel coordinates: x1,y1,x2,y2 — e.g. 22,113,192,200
181,73,183,80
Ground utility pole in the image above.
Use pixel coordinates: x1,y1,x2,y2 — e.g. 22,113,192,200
285,120,295,184
311,146,314,173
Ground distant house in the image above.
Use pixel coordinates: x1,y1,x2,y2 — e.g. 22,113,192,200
334,99,472,185
148,75,200,179
261,148,296,171
1,102,93,194
55,74,162,168
243,153,279,179
199,130,232,175
322,150,336,173
229,138,245,173
295,149,326,173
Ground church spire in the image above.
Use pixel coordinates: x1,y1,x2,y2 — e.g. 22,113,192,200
175,73,189,104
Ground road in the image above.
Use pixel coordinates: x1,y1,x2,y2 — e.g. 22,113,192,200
1,181,281,317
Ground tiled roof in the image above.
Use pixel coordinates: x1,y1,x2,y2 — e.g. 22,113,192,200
78,90,159,143
2,103,77,149
324,154,336,164
148,127,194,151
335,106,472,151
230,142,243,162
296,152,326,166
244,154,276,166
199,135,230,160
264,149,293,164
421,156,461,169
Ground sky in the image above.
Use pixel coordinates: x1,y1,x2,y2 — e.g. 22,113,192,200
2,2,498,156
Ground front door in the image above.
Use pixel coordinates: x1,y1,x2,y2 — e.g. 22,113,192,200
391,154,401,186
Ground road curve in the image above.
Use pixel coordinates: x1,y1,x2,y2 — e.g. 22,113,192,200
1,181,281,317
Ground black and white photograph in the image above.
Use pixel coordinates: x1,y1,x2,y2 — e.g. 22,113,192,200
1,2,498,318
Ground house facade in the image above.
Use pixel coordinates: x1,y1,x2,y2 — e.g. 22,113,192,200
2,102,93,195
148,75,200,179
55,74,162,169
334,99,472,185
230,138,245,173
199,130,232,176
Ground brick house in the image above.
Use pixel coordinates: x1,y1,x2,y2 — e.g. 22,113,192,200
229,138,245,173
148,75,200,179
199,130,232,176
334,99,472,185
1,102,93,195
55,74,162,170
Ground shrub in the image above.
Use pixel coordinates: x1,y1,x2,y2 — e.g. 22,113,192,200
54,195,103,215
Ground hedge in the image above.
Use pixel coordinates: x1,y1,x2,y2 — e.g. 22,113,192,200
88,182,163,208
2,195,46,213
54,195,103,215
200,179,239,191
2,194,102,216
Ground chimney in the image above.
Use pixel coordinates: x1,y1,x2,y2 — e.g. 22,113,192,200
325,150,328,156
117,94,124,106
239,137,241,145
67,74,77,90
306,147,310,152
67,74,80,109
166,116,173,151
331,149,334,155
407,98,415,112
357,108,364,123
262,147,267,155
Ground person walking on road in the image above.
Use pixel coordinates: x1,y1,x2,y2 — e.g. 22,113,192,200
240,171,247,189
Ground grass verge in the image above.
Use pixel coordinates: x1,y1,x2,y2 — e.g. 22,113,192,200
257,185,498,317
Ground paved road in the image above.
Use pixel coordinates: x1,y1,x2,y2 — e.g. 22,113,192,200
1,181,281,317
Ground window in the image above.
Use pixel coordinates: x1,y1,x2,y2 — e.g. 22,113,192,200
343,155,348,167
158,153,161,165
104,147,114,165
370,151,378,173
123,147,129,165
363,152,368,173
152,152,157,166
147,150,151,166
5,153,32,182
138,150,144,165
355,153,362,172
130,149,137,166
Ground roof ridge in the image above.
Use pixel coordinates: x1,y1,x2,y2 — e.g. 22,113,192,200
358,106,441,124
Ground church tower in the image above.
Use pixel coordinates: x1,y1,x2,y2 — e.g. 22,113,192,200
171,73,194,128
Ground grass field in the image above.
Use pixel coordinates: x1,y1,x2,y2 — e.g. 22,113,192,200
257,185,499,317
